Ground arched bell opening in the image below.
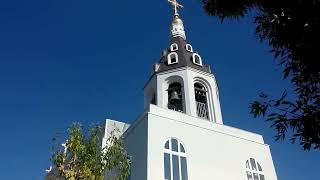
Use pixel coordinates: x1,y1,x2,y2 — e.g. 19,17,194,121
167,82,184,112
194,83,209,120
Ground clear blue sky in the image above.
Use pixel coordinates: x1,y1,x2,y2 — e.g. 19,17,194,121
0,0,319,179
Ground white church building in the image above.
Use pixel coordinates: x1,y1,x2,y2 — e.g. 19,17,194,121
102,1,278,180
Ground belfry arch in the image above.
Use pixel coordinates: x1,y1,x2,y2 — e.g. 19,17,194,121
193,77,215,121
165,76,186,113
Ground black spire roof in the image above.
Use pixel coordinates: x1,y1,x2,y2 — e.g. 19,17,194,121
154,36,211,74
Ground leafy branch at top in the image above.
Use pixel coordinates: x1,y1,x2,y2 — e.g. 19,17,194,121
250,92,320,150
202,0,320,151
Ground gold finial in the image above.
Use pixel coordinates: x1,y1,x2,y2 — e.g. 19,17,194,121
167,0,183,15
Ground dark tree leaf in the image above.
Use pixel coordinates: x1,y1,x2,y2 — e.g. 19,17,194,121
202,0,320,151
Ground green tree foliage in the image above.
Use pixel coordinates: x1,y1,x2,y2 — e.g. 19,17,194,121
47,123,130,180
202,0,320,150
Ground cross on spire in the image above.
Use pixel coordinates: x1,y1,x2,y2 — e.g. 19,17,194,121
167,0,183,15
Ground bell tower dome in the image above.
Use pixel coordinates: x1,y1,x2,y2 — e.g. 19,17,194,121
171,14,186,40
143,0,223,124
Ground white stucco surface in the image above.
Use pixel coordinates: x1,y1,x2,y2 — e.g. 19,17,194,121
106,105,277,180
100,119,130,149
122,114,149,180
146,105,277,180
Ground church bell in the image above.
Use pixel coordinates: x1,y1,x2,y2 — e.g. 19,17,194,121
169,90,180,102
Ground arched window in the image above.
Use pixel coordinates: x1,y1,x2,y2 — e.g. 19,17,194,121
194,83,209,119
246,158,265,180
191,53,202,66
168,52,178,65
168,82,183,112
185,44,193,52
164,138,188,180
170,43,178,51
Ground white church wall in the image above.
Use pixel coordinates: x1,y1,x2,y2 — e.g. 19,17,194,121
146,105,277,180
101,119,131,180
101,119,130,149
148,104,250,142
101,106,277,180
121,114,149,180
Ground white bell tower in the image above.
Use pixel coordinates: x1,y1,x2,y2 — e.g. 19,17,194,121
144,9,223,124
102,2,278,180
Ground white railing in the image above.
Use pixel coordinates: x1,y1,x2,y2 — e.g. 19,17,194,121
196,101,209,120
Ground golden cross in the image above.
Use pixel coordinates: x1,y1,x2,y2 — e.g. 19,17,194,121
167,0,183,15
